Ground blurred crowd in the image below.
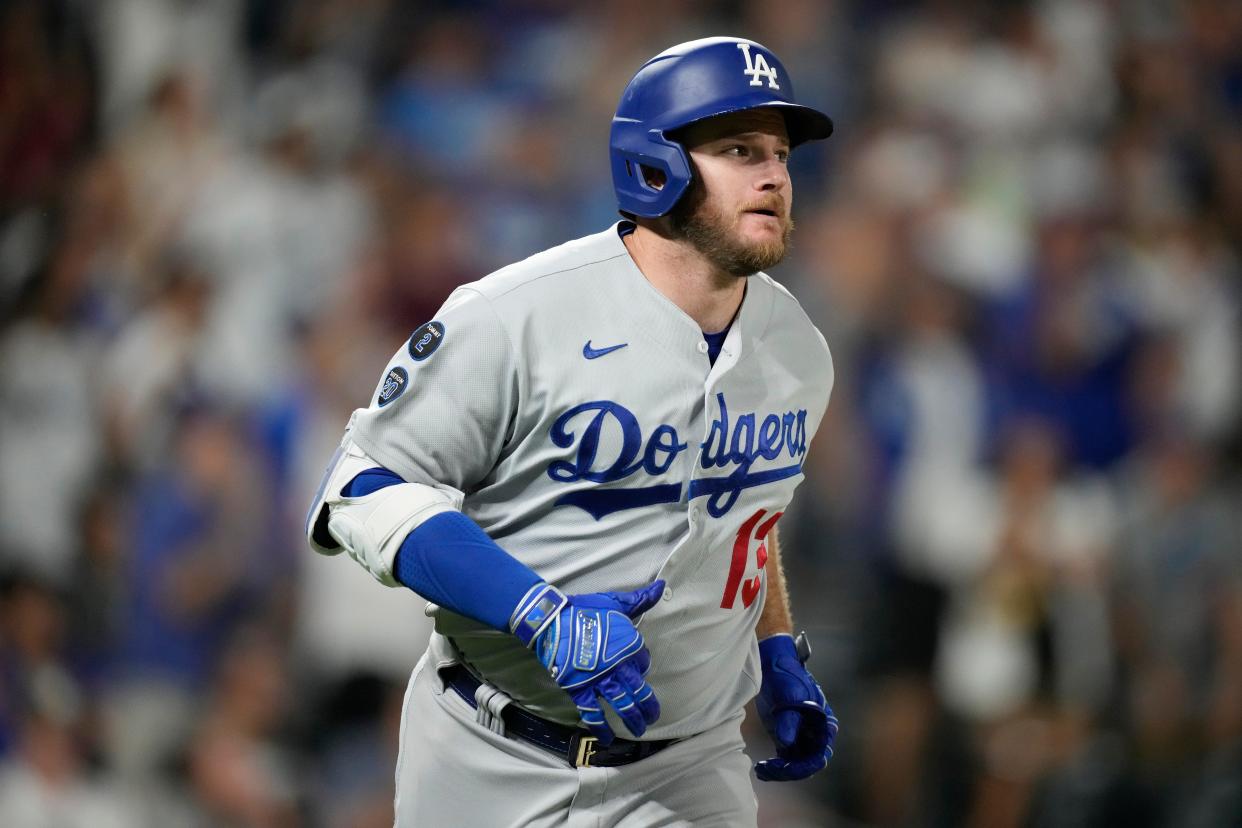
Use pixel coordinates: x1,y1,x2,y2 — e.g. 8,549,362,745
0,0,1239,826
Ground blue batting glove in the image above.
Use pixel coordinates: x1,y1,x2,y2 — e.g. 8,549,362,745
511,580,665,745
753,633,838,782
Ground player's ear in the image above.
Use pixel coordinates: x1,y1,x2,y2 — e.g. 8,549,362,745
641,165,667,190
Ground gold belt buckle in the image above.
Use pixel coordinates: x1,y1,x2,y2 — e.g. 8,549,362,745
574,735,599,767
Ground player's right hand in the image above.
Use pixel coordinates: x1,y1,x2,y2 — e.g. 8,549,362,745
510,580,665,745
753,633,838,782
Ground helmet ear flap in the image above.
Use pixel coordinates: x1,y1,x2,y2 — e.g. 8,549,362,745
609,123,693,218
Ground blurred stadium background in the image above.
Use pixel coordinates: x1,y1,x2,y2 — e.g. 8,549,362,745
1,0,1240,825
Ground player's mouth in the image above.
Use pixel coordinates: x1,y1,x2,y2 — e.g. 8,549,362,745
741,201,785,221
741,205,786,230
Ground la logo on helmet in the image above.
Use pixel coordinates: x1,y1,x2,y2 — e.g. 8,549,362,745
737,43,779,89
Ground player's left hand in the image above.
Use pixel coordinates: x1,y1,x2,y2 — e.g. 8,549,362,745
511,580,665,745
753,633,838,782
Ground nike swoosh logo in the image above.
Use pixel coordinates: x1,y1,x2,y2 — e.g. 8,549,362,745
582,341,628,360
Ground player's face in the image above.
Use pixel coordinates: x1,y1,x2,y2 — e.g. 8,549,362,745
671,110,793,277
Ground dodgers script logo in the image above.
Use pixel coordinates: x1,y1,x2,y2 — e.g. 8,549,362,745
548,393,807,519
737,43,779,89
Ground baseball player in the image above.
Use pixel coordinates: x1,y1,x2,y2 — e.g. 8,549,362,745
307,37,837,826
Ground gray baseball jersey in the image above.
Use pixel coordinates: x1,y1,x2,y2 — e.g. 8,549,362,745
342,222,833,740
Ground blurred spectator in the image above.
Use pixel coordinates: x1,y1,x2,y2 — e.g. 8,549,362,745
67,480,128,689
0,244,104,586
109,71,227,289
247,57,373,319
301,672,404,828
377,17,515,177
187,629,298,827
983,217,1140,469
1113,434,1242,773
94,0,245,135
100,249,213,471
0,573,77,758
0,1,96,212
930,420,1116,721
1120,222,1240,443
0,572,136,826
105,404,287,784
0,710,135,828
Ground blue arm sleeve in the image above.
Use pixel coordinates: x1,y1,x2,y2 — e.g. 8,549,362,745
341,468,542,632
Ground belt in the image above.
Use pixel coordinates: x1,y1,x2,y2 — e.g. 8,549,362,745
441,663,677,768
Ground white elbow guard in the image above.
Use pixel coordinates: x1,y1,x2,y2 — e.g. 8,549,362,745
306,440,463,586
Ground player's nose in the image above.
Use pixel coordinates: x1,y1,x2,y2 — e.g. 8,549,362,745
753,159,789,194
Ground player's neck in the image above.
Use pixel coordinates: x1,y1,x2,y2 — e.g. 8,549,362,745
622,224,745,333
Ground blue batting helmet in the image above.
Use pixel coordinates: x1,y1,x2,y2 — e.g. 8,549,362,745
610,37,833,218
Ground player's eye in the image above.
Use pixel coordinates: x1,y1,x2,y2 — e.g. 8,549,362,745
723,144,748,157
776,149,790,164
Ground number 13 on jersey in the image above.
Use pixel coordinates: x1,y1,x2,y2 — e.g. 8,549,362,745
721,509,782,609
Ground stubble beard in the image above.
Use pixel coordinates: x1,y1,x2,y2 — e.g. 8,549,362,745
669,182,794,278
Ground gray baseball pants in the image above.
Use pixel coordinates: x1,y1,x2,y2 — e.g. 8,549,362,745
393,654,758,827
